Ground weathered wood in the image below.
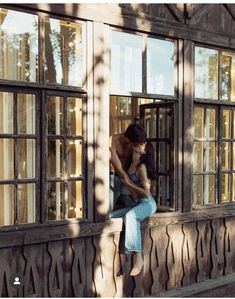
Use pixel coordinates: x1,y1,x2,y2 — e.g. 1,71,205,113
225,217,235,275
196,221,212,282
85,237,96,297
166,224,184,289
150,226,169,294
113,232,124,297
182,222,197,286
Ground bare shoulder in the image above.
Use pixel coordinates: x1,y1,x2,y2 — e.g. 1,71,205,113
138,164,147,175
110,133,123,146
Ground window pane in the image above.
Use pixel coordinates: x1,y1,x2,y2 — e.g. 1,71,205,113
194,107,204,138
67,140,82,178
221,52,235,101
47,139,63,178
233,174,235,202
234,111,235,138
18,139,35,179
193,142,203,172
221,142,231,170
159,142,170,172
67,97,82,136
233,142,235,170
193,175,203,205
159,108,171,138
158,176,171,206
204,175,216,204
45,18,83,86
205,108,216,138
222,110,231,138
195,47,218,99
204,142,216,171
0,9,38,81
17,94,35,134
0,92,13,134
0,184,14,225
111,31,142,92
142,108,157,139
68,181,83,218
147,38,174,95
221,173,230,202
47,96,63,135
47,182,63,220
0,138,14,180
18,183,35,223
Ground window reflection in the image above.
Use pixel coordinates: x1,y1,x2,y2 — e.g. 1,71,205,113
221,52,235,101
0,92,13,134
0,9,38,82
18,139,35,179
67,140,82,178
44,18,83,86
195,47,218,99
67,97,82,136
47,182,63,220
205,109,216,138
47,96,63,135
0,184,14,225
221,142,231,170
193,175,203,205
222,110,231,138
147,38,174,95
221,173,230,202
0,138,14,180
18,183,35,223
194,107,204,138
204,175,215,204
111,31,142,92
47,139,64,178
193,142,203,172
17,94,35,134
68,181,83,218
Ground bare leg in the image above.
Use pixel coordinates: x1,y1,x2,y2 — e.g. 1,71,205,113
130,253,143,276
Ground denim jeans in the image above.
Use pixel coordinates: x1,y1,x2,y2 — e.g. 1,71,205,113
110,195,157,253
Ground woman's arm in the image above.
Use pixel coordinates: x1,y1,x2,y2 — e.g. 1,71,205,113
123,164,151,197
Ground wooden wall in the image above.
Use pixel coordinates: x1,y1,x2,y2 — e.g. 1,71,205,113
1,215,235,297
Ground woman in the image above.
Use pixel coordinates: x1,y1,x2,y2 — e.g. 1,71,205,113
110,140,157,276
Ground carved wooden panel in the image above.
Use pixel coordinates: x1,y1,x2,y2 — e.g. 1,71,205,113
150,225,169,294
182,222,197,286
197,221,212,282
85,237,96,297
166,224,184,289
113,232,124,297
225,217,235,274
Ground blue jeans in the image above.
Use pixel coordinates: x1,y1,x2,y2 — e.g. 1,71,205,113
110,195,157,253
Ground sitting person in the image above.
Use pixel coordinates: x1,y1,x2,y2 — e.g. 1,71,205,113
110,140,157,276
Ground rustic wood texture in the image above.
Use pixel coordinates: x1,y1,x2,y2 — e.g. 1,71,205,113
225,217,235,275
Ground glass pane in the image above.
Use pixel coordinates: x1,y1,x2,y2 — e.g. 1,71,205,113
205,108,216,138
147,38,174,95
47,182,63,220
158,176,171,206
221,142,231,170
18,183,35,223
67,97,82,136
17,94,35,134
0,138,14,180
195,47,218,99
47,96,63,135
118,97,132,116
0,184,14,225
47,139,63,178
67,140,82,178
221,173,230,202
68,181,83,218
143,108,157,139
204,142,216,171
194,107,204,138
204,175,216,204
0,9,38,81
18,139,35,179
193,175,203,205
111,31,142,92
159,108,171,138
234,111,235,138
222,110,231,138
221,52,235,101
0,92,13,134
233,142,235,170
159,142,170,172
44,18,83,86
193,142,203,172
233,174,235,202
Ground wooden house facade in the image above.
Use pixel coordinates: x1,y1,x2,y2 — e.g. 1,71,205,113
0,3,235,297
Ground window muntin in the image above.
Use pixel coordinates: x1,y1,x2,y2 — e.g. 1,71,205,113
0,91,37,225
44,18,83,87
0,9,38,82
147,38,174,95
111,31,142,92
46,95,84,221
195,47,218,100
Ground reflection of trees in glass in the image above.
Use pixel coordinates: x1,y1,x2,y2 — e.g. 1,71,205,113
221,54,232,100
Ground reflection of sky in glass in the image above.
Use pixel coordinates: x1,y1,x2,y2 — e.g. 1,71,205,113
195,47,218,100
147,38,174,95
111,31,142,92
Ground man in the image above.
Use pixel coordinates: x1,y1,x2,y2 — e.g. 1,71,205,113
109,124,147,211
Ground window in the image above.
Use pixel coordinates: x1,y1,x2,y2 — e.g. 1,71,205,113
111,30,175,96
194,46,235,205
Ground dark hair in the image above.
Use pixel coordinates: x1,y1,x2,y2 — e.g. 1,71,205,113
139,141,156,180
124,124,147,143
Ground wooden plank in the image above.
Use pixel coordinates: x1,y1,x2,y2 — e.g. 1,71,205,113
166,224,184,289
225,217,235,274
196,220,212,282
150,226,169,294
63,240,73,297
211,218,225,278
182,222,197,286
85,237,96,297
113,232,124,298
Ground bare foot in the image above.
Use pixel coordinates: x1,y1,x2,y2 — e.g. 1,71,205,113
130,253,143,276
